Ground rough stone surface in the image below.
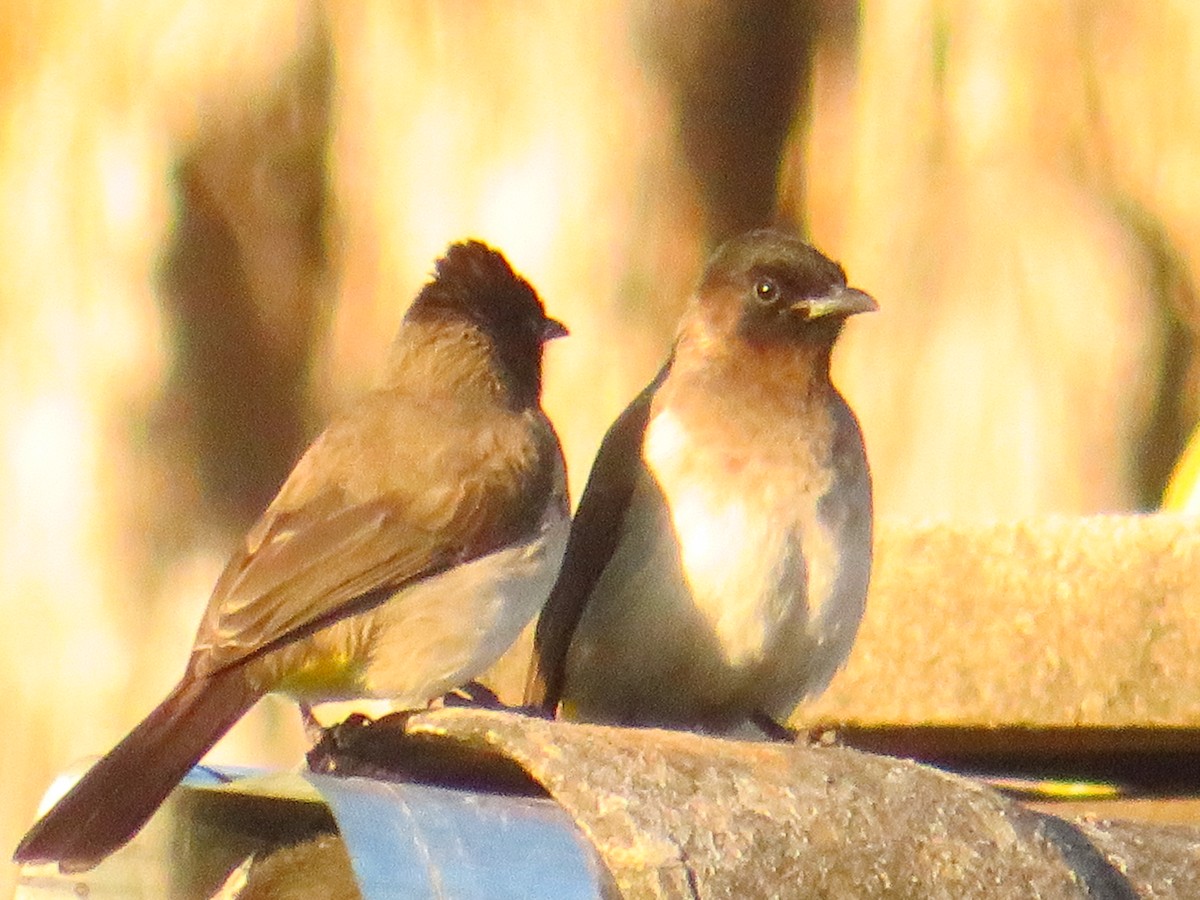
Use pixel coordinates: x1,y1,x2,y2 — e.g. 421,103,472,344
377,708,1200,899
1070,818,1200,899
803,515,1200,728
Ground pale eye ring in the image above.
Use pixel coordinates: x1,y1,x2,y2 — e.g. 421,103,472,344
753,277,779,304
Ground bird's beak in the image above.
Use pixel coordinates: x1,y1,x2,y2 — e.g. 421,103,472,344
801,286,878,320
542,316,570,341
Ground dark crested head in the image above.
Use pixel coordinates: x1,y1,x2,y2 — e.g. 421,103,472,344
408,240,563,341
698,229,876,343
406,240,566,405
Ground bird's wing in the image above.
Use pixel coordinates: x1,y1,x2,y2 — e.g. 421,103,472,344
526,357,673,709
193,407,562,677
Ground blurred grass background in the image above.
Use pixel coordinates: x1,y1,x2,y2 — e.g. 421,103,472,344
3,0,1199,888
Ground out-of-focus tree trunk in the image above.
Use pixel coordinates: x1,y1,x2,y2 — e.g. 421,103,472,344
799,0,1198,516
0,4,338,890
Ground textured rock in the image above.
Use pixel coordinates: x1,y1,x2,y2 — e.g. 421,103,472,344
804,515,1200,729
365,707,1200,898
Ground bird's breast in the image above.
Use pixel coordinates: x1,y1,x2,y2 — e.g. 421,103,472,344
638,409,827,668
359,496,570,704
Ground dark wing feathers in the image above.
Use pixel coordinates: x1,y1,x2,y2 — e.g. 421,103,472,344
193,401,558,677
193,497,445,675
526,357,673,709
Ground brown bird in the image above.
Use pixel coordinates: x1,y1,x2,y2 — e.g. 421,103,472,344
16,240,570,871
527,228,874,734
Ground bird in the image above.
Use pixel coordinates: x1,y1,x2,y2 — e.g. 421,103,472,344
15,239,570,872
526,228,874,735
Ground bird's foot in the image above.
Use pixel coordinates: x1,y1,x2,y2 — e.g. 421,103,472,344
441,680,506,710
751,711,846,747
805,725,844,747
305,713,375,774
751,711,800,743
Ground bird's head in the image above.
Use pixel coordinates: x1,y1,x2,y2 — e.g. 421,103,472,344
693,229,877,348
404,240,567,406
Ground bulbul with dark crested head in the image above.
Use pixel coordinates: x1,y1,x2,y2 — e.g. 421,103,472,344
526,229,874,734
16,240,570,872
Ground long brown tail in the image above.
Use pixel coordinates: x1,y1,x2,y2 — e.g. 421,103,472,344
13,666,258,872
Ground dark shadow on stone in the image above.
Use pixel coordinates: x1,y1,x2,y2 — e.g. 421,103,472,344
306,710,548,799
1033,814,1140,900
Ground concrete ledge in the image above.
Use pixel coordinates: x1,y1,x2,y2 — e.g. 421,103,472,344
393,708,1200,898
801,514,1200,729
22,709,1199,897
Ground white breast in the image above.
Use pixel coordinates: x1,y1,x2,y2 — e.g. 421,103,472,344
643,410,807,668
563,398,869,727
369,505,570,706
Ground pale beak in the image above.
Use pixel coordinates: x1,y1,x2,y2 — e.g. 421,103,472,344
802,286,878,320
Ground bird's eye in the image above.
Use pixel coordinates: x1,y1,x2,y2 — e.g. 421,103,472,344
753,277,779,304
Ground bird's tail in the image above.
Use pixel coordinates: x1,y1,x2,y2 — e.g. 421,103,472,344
13,666,258,872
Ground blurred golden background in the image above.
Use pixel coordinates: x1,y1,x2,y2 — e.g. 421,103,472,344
4,0,1199,887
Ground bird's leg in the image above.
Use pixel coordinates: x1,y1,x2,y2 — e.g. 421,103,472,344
298,702,325,745
751,710,800,743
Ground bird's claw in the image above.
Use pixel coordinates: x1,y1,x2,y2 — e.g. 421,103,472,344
305,713,375,773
